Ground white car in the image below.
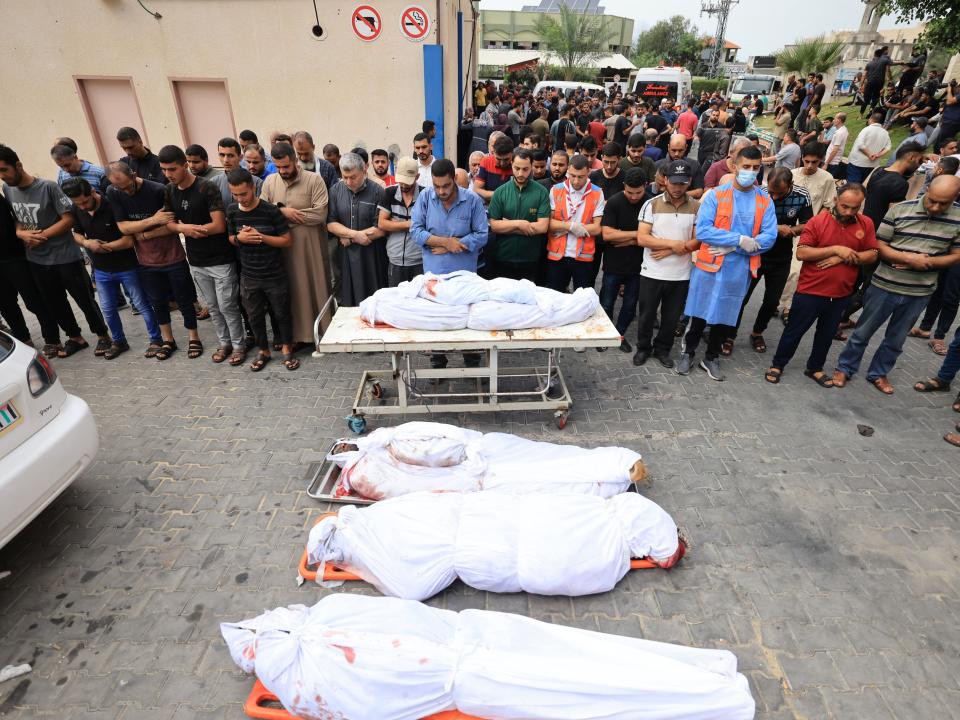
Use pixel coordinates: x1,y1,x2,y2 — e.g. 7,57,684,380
0,331,98,549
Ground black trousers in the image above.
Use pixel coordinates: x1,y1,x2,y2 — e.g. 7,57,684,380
860,81,883,116
732,254,791,338
684,316,732,361
388,263,423,287
0,257,60,344
29,260,108,338
139,261,198,330
240,275,292,350
772,292,850,372
636,276,689,356
546,257,595,292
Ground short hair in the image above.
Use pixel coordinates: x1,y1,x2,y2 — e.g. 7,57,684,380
493,136,514,155
525,133,543,148
371,148,389,159
644,128,658,142
422,120,436,133
627,133,645,149
580,136,598,153
50,144,77,161
568,155,589,171
157,145,187,164
623,167,646,188
766,166,793,188
55,137,78,152
939,157,960,175
322,143,340,156
239,129,259,143
274,133,293,144
869,112,884,124
564,134,579,150
939,137,958,153
293,131,315,146
784,128,798,142
116,126,142,142
61,177,93,198
737,145,762,162
226,168,254,186
339,152,365,173
601,141,622,158
801,142,826,160
431,158,456,179
106,160,136,178
531,149,547,163
218,137,242,153
244,143,266,159
350,147,369,165
185,144,208,161
413,132,431,144
270,142,297,162
550,150,569,161
513,148,533,164
837,182,865,200
469,150,485,162
895,141,925,159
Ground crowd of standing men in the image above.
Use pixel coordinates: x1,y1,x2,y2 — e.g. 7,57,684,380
2,70,960,440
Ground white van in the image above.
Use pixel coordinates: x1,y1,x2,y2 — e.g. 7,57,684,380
533,80,605,96
631,66,692,105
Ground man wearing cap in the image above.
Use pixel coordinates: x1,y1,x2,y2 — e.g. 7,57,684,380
487,148,550,282
677,146,777,380
634,159,699,367
377,157,423,286
665,134,705,199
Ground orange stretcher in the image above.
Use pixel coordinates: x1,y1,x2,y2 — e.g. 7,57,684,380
298,513,673,583
246,678,480,720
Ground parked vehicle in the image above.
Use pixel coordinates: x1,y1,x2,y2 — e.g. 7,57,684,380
727,74,779,104
631,66,692,104
533,80,605,96
0,331,98,549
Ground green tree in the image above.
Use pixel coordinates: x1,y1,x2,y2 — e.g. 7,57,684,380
633,16,702,69
877,0,960,52
534,3,616,81
776,35,845,75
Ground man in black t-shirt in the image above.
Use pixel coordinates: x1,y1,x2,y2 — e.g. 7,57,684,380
598,167,647,354
225,169,298,371
63,179,161,359
159,144,242,362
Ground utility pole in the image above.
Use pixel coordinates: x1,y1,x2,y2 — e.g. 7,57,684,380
700,0,738,78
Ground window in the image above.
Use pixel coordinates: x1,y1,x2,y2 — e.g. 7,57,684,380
74,77,148,166
170,79,236,166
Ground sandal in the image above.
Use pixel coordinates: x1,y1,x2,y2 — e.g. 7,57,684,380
953,392,960,413
928,339,948,355
250,352,271,372
42,343,61,359
282,353,300,371
750,333,766,353
834,329,848,342
59,338,89,358
871,376,895,395
103,341,129,360
943,431,960,447
144,341,163,359
832,370,849,388
211,345,233,364
94,337,112,357
914,378,951,392
721,338,734,356
804,369,834,388
155,341,178,361
272,341,283,352
780,309,790,325
838,320,857,330
908,327,931,339
228,348,247,367
187,340,204,359
765,367,782,384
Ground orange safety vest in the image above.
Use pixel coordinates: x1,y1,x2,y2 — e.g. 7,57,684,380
694,186,770,279
547,183,602,262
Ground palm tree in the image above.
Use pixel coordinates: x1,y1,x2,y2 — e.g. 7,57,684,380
777,35,845,75
534,3,616,81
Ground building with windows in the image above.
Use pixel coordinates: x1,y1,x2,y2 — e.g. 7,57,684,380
480,1,633,56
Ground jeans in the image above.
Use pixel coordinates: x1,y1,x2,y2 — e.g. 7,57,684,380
139,261,198,330
936,326,960,385
94,268,161,344
918,264,960,339
771,292,850,372
191,263,244,347
841,261,880,323
388,263,423,287
845,164,872,185
240,275,293,351
29,260,108,338
0,257,60,344
546,257,595,293
684,316,731,361
836,285,930,381
636,276,688,356
599,272,640,336
733,253,791,337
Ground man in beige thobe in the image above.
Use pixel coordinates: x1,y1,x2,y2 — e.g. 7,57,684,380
261,143,331,347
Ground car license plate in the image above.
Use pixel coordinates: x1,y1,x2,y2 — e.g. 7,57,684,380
0,400,21,435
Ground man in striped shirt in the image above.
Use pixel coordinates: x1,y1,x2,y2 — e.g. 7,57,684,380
834,176,960,394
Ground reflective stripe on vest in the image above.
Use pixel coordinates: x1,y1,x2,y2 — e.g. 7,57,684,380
547,184,600,262
694,187,770,278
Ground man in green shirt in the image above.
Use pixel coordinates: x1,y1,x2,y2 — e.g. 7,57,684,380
488,148,550,282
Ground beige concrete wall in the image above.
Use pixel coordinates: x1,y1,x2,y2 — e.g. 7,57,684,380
0,0,473,177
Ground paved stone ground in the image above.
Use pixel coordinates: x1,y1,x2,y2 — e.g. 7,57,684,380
1,291,959,720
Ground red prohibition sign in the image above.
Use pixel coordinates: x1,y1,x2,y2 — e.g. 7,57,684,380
352,5,382,41
400,5,430,41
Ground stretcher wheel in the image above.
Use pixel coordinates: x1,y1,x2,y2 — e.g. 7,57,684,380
345,414,367,434
554,411,568,430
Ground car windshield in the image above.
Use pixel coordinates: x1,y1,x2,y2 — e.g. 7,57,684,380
733,77,774,94
0,331,12,363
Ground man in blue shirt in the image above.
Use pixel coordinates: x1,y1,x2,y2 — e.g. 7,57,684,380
410,159,488,275
51,144,109,193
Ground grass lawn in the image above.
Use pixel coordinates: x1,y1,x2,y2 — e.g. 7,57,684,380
752,99,911,165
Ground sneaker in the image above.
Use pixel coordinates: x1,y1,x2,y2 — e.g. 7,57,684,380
700,357,725,381
632,349,650,367
675,352,693,375
619,338,633,353
573,346,586,353
654,353,674,368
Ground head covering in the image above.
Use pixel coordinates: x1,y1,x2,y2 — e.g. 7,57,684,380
394,157,419,185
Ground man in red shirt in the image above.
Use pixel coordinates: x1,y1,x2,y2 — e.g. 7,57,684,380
765,184,879,387
588,117,607,147
675,103,699,154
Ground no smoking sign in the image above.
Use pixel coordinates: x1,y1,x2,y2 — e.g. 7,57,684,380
400,5,430,42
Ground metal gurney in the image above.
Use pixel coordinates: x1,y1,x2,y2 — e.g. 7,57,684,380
314,306,620,433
